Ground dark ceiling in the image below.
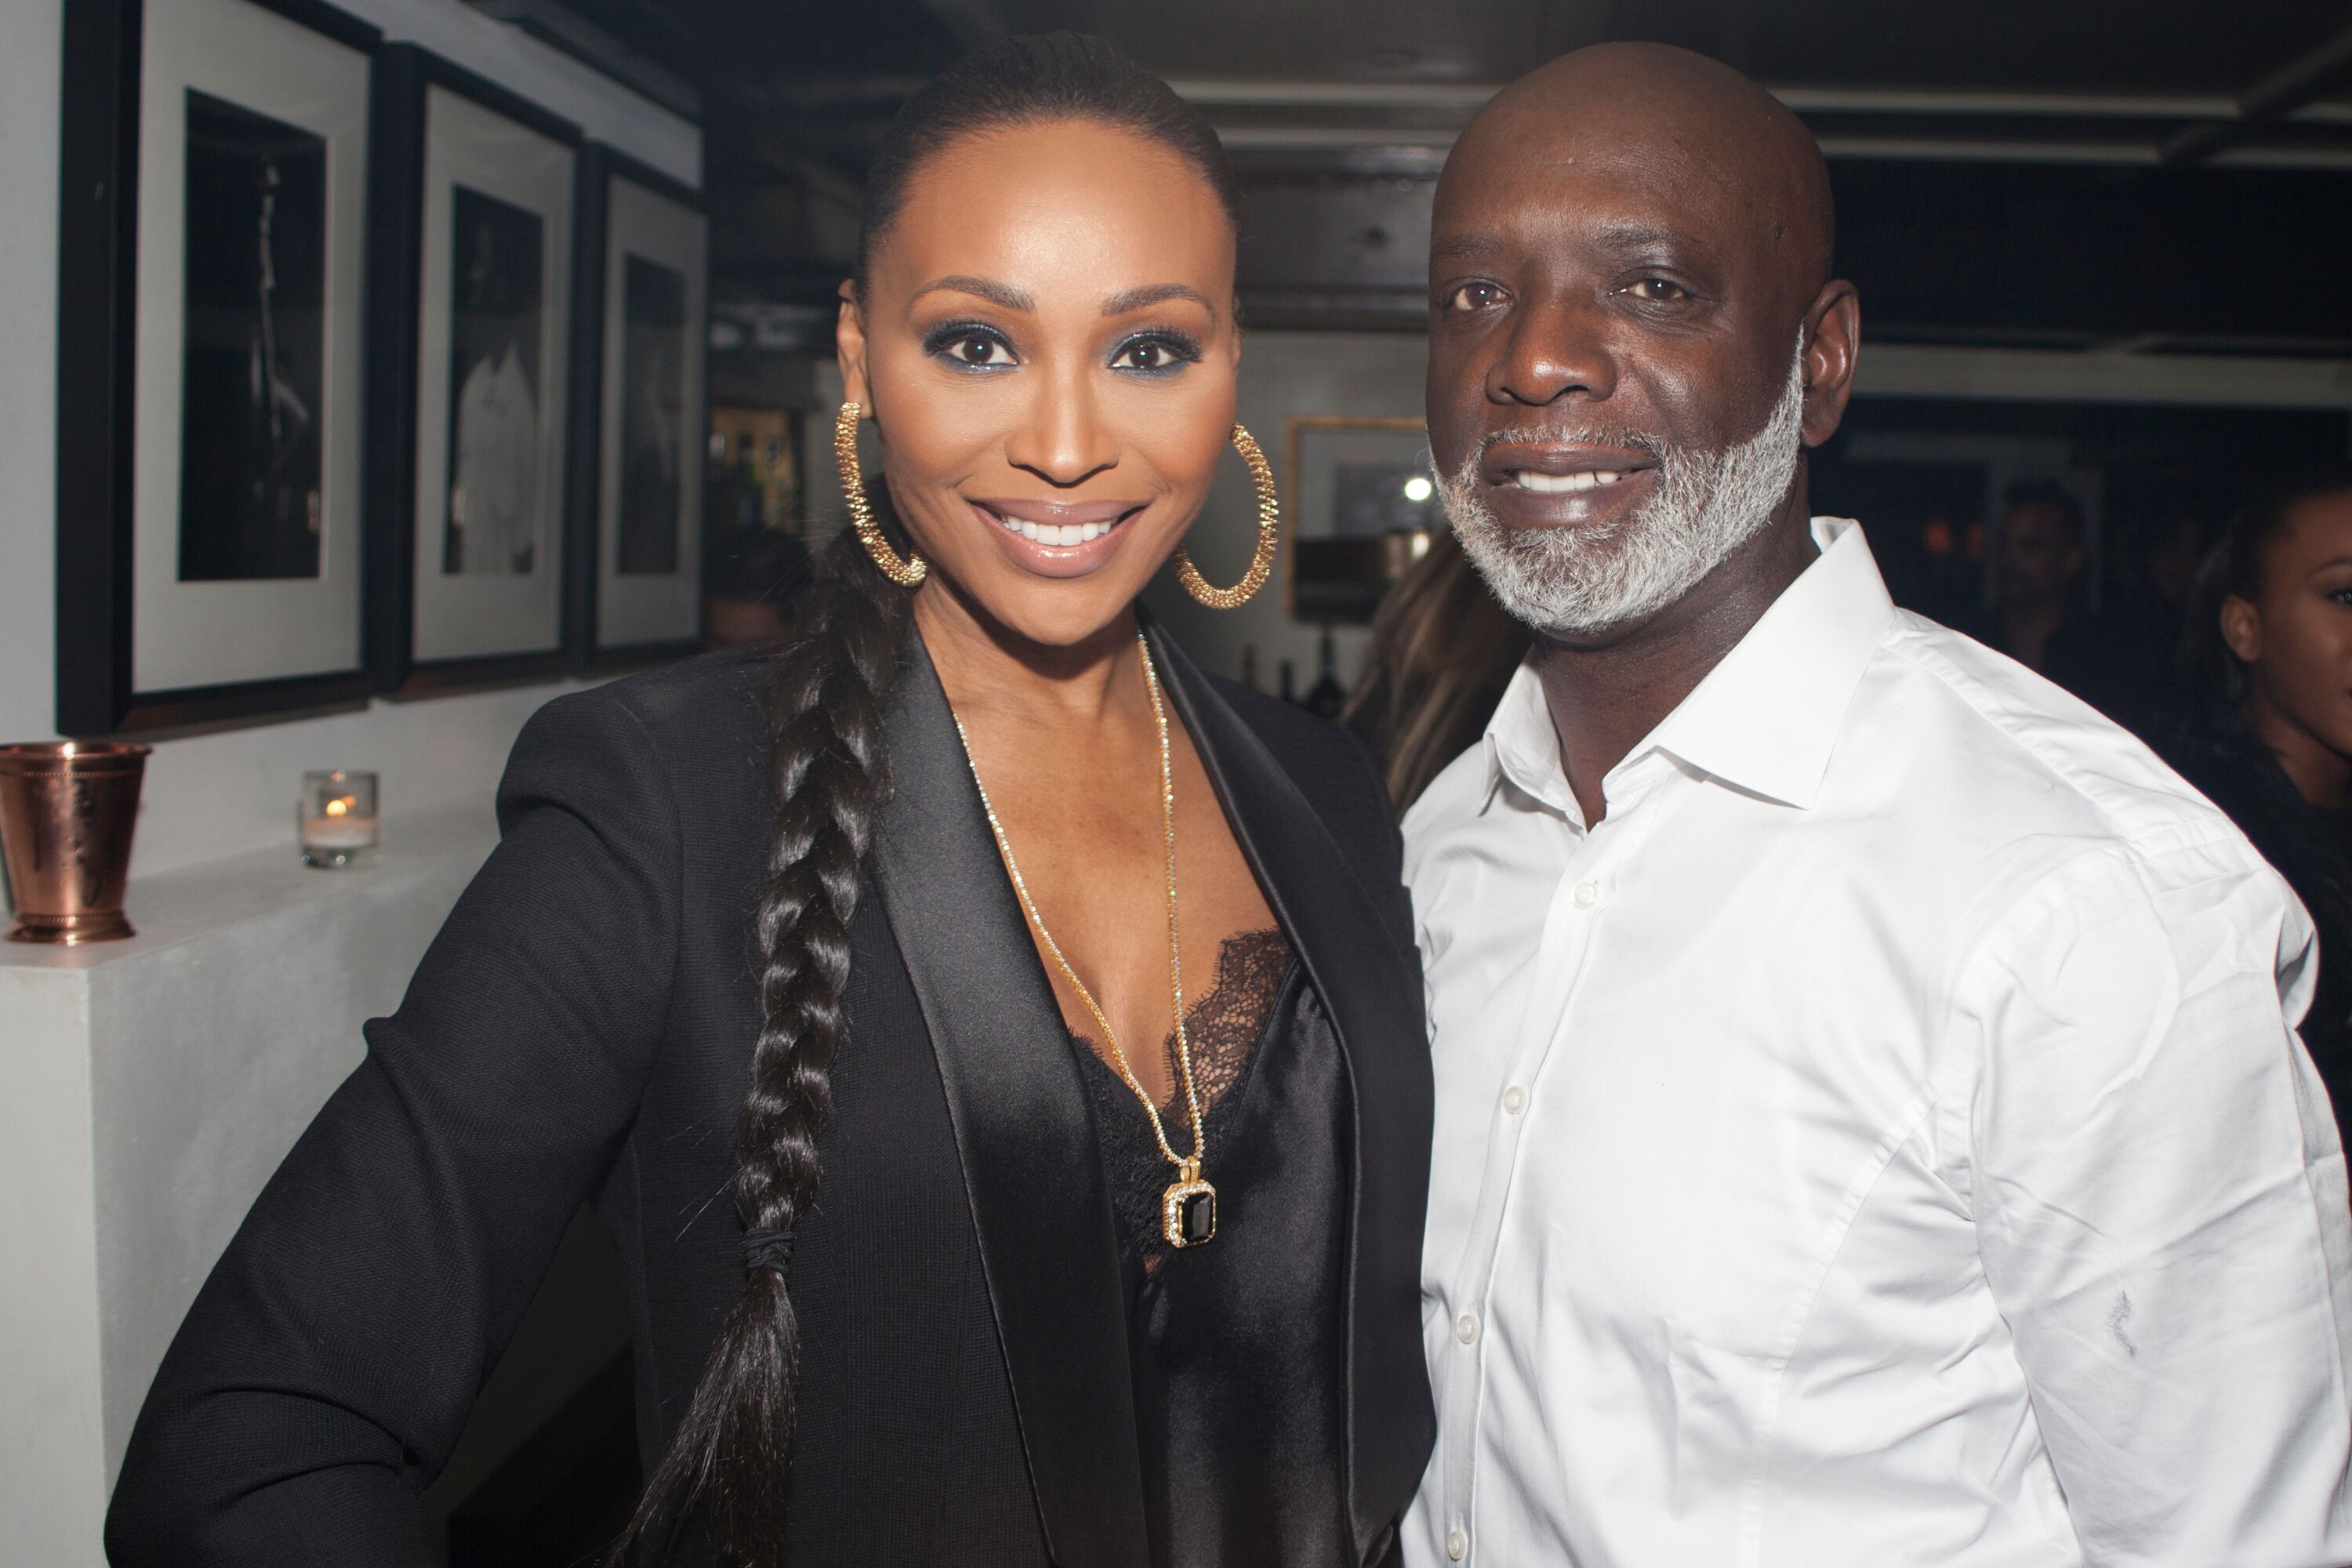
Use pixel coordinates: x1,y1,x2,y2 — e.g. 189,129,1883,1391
529,0,2352,350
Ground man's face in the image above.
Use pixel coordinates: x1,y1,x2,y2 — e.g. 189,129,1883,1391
1996,502,2085,603
1425,96,1843,634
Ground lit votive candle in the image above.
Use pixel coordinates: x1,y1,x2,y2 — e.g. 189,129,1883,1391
299,769,379,869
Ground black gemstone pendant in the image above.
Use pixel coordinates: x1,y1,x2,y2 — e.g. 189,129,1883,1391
1162,1176,1217,1248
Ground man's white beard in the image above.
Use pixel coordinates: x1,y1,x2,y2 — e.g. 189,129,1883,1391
1439,339,1809,636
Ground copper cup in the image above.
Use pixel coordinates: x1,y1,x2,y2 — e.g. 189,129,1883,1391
0,742,152,944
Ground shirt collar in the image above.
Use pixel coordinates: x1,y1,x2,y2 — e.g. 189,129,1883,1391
1481,660,1573,817
1479,517,1896,817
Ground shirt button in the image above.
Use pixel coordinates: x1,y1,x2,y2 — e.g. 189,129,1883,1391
1456,1312,1479,1345
1573,878,1601,909
1501,1085,1527,1116
1446,1526,1468,1560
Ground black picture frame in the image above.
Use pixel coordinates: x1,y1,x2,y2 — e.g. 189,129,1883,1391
365,42,583,695
564,142,710,673
56,0,379,735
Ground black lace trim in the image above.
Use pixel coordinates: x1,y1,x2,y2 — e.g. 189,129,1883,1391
1073,928,1292,1265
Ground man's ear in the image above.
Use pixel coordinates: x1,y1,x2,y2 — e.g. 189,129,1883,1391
836,279,871,410
1798,280,1860,449
2220,593,2263,666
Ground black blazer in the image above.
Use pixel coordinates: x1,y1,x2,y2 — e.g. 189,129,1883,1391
107,623,1436,1566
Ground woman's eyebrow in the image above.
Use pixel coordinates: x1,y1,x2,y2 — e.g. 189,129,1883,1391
1102,282,1217,318
909,275,1036,313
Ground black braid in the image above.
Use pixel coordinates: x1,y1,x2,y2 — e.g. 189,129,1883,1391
611,31,1235,1564
608,528,909,1565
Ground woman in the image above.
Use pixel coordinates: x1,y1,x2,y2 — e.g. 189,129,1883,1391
2161,462,2352,1145
1341,527,1528,815
107,35,1434,1568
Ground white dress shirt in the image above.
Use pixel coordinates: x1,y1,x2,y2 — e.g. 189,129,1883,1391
1401,518,2352,1568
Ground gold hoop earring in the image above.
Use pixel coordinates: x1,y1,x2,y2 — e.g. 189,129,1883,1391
835,401,927,587
1175,423,1279,610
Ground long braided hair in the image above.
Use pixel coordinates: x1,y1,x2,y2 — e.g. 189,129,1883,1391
612,33,1239,1566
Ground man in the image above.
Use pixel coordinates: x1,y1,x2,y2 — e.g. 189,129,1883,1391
1973,479,2147,724
1402,42,2352,1568
1984,480,2090,673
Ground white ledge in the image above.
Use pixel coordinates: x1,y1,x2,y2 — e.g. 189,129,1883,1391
0,802,499,1565
2,800,499,973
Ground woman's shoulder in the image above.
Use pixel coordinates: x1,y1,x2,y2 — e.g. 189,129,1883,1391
550,648,777,750
502,651,778,834
1198,673,1399,862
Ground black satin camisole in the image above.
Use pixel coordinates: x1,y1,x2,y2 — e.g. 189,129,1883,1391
1073,929,1356,1568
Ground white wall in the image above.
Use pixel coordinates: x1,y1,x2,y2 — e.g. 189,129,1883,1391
1,808,502,1565
0,0,700,892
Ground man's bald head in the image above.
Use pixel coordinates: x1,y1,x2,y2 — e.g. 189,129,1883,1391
1446,42,1835,297
1421,40,1860,644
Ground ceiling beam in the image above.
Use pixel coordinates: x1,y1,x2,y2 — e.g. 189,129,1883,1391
2161,20,2352,164
1169,78,2259,120
1856,343,2352,409
463,0,701,119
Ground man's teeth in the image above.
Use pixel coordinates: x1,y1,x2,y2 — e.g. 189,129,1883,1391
1004,517,1110,546
1512,469,1637,493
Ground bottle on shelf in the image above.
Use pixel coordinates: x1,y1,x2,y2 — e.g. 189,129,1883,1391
1240,643,1261,693
1304,626,1346,719
1279,659,1298,705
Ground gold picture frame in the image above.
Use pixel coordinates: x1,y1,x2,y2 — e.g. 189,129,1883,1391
1283,414,1436,621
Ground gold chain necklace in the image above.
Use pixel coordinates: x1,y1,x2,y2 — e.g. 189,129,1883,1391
951,631,1217,1249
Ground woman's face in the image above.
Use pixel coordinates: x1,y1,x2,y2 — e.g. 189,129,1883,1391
837,120,1240,650
2226,490,2352,767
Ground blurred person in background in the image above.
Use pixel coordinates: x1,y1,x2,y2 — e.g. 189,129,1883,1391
1979,480,2090,673
1343,527,1529,813
702,523,812,648
2160,461,2352,1145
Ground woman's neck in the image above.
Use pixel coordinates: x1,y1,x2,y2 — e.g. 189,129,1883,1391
2245,688,2352,809
913,579,1147,732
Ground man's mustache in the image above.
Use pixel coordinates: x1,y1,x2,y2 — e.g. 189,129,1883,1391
1468,426,1673,465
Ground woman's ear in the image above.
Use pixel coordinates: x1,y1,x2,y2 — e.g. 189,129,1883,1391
836,280,872,410
2220,593,2263,666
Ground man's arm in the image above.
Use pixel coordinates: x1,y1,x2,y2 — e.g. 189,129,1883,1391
1962,836,2352,1566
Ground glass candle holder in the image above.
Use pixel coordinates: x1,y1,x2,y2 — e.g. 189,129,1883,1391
299,770,379,869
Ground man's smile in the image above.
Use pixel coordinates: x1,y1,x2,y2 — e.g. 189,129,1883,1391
1477,440,1661,528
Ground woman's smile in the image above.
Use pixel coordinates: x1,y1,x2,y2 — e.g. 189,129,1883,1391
969,494,1153,576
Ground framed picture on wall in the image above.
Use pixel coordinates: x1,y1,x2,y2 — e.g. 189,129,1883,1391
56,0,378,734
563,143,709,669
365,43,581,693
1284,416,1443,623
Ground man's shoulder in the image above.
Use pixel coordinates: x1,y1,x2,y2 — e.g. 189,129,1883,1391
1867,611,2248,870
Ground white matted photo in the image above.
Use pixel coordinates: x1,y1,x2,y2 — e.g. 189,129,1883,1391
593,162,707,654
410,84,575,665
55,0,378,732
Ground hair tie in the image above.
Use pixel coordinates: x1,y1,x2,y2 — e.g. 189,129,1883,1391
742,1227,796,1276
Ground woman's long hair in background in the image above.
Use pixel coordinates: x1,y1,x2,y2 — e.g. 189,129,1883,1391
1342,528,1530,814
609,33,1240,1566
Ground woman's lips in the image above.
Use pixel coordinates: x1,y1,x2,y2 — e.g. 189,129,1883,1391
967,496,1149,576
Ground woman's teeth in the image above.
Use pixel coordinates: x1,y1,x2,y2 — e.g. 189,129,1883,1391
1512,469,1636,493
1003,517,1110,546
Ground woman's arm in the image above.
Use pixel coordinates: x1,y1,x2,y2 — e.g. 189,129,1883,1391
105,685,688,1566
